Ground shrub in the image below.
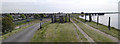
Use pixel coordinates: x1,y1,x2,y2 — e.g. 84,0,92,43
2,17,15,34
20,14,26,19
7,14,14,21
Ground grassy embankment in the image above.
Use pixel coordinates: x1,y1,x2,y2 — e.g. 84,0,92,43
14,19,35,26
75,16,120,40
0,20,41,40
31,22,87,42
71,18,115,42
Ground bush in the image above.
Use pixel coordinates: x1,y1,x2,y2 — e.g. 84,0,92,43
34,14,40,19
34,14,44,19
20,14,26,19
2,17,15,34
7,14,14,21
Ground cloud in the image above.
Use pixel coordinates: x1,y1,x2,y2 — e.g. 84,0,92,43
2,0,119,13
2,0,38,2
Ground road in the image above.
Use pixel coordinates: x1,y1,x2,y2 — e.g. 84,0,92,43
2,23,41,42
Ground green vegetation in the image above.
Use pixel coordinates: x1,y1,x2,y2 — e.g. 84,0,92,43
32,22,87,42
1,23,34,40
2,17,15,34
34,14,41,19
7,14,14,21
34,14,44,19
1,20,41,40
14,19,35,26
2,14,15,34
76,17,120,40
71,18,115,42
86,22,120,39
20,14,26,19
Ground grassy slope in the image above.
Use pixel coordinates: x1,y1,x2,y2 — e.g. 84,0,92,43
76,17,120,40
31,22,87,42
72,18,114,42
15,19,40,26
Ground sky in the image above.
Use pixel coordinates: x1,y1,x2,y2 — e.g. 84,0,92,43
1,0,120,13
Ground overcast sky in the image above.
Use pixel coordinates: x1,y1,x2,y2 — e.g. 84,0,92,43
2,0,120,13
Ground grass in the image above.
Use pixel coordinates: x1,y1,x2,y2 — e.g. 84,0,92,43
15,19,40,27
31,22,87,42
76,17,120,40
0,18,1,20
71,18,115,42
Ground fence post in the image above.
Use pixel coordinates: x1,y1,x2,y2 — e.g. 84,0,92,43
65,14,67,22
54,15,56,23
97,15,99,25
89,14,92,22
40,22,42,29
51,15,53,23
108,17,111,30
69,14,70,22
85,14,86,22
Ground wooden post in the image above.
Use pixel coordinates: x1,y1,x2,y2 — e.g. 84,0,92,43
53,15,55,23
40,22,42,29
69,14,70,22
89,14,92,22
97,15,99,25
91,14,92,21
85,14,86,22
51,15,53,23
54,15,56,23
65,14,67,22
108,17,111,30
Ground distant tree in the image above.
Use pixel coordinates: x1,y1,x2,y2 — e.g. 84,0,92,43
81,12,84,14
40,14,44,18
43,15,47,18
7,14,14,21
34,14,40,19
20,14,26,19
2,17,15,34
